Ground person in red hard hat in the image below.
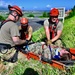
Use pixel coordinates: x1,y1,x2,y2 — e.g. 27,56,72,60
0,5,28,62
19,17,33,43
44,8,63,47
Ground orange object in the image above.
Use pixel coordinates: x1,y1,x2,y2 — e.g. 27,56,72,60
8,5,23,17
22,51,66,70
50,8,59,16
21,48,75,70
69,48,75,54
20,18,28,25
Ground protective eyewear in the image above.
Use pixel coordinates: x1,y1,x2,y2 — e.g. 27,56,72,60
21,24,28,26
51,16,58,18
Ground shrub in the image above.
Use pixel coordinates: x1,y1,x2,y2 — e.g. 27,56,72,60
27,13,34,17
0,15,5,20
65,5,75,19
42,12,47,17
42,12,49,17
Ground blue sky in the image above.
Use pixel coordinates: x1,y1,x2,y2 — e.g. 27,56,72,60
0,0,75,10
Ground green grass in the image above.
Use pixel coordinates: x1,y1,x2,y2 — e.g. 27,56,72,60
1,16,75,75
32,26,46,42
61,16,75,48
3,59,70,75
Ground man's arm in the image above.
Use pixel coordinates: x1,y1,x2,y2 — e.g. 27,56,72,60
12,36,26,45
51,30,62,42
18,25,21,30
26,26,33,40
44,26,50,40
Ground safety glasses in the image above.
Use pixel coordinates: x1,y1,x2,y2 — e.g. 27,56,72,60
21,24,28,26
51,16,58,18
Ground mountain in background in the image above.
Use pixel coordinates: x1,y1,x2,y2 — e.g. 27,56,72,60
0,6,8,11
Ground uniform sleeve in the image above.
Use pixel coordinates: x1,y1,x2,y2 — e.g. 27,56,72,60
44,19,49,26
10,24,20,37
28,26,33,35
57,21,63,31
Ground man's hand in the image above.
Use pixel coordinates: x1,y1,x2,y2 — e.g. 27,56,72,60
46,40,52,46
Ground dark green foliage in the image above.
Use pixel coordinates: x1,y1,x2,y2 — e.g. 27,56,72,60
27,13,34,17
39,12,49,18
0,15,5,20
65,5,75,19
42,12,47,17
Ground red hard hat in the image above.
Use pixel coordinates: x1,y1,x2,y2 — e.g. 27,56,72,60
8,5,23,17
50,8,59,16
20,18,28,24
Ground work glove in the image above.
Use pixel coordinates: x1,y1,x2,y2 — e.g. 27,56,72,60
25,40,29,45
46,40,52,46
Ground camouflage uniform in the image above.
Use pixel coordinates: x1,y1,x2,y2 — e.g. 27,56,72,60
53,39,63,47
0,48,16,61
28,42,51,59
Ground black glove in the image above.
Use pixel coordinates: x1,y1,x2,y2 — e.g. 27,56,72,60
25,40,29,45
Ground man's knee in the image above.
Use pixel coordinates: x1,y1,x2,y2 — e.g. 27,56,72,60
0,48,16,61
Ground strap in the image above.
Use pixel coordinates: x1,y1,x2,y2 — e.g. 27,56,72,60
48,19,59,39
0,43,11,49
0,20,15,28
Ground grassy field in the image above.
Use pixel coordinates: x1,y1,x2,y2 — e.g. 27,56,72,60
61,16,75,48
1,16,75,75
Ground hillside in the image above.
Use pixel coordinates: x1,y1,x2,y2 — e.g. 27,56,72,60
0,16,75,75
61,16,75,48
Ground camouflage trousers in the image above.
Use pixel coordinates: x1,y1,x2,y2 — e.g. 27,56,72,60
27,41,62,60
28,42,51,59
0,48,16,61
53,39,63,47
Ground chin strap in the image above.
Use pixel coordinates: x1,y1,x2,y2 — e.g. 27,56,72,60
9,10,19,22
